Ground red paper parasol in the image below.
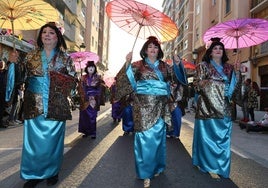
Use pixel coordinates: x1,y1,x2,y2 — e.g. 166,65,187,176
182,60,196,69
166,59,196,69
106,0,179,51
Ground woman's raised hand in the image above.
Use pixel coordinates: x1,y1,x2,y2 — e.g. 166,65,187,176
126,52,133,63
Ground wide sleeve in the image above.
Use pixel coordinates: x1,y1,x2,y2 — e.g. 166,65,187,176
114,64,134,101
193,62,210,94
172,60,188,85
231,70,242,106
5,62,15,102
66,56,77,78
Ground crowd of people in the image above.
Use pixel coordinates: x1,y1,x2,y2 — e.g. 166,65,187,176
0,21,263,188
0,56,26,128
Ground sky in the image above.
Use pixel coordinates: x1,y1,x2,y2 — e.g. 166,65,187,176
107,0,164,77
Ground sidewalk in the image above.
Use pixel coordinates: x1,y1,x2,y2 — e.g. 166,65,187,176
235,106,265,122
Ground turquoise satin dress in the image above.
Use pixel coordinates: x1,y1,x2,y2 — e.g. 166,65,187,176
125,58,187,179
192,117,232,178
134,118,166,179
20,50,66,180
192,60,241,178
21,116,65,179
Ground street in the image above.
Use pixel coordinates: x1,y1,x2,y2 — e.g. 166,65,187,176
0,103,268,188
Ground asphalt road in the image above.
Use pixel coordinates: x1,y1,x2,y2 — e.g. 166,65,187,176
0,103,268,188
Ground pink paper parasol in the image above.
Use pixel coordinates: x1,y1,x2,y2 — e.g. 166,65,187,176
103,72,115,88
203,18,268,50
69,51,99,71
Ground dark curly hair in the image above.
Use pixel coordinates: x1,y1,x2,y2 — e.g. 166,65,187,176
202,37,229,64
36,22,67,50
140,36,164,60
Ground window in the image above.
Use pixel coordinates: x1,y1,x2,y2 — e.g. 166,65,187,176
92,36,94,47
196,3,200,15
196,28,199,40
225,0,231,14
184,40,188,50
185,20,189,30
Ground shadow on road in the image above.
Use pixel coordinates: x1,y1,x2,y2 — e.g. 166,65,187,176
57,123,239,188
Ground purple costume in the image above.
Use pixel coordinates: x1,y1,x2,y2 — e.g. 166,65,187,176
78,73,101,137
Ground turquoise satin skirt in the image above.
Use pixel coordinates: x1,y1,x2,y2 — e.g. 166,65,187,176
20,115,65,179
134,118,166,179
192,117,232,178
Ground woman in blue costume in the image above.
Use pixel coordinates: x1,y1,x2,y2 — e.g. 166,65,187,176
115,36,187,187
192,37,241,178
166,83,186,139
78,61,102,139
9,23,77,188
121,93,134,135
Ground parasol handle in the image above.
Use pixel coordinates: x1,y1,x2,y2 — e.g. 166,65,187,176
11,19,16,51
79,60,82,77
235,37,239,65
131,24,143,52
127,24,142,68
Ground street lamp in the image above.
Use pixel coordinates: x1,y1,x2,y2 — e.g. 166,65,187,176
192,49,198,64
79,43,86,52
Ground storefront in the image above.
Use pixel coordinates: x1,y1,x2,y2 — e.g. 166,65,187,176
0,35,34,61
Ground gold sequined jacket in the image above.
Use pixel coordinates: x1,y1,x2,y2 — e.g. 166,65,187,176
115,60,186,132
23,49,77,121
194,61,242,119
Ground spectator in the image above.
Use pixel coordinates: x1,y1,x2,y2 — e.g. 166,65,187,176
17,82,25,123
186,83,195,113
0,60,8,128
241,78,251,122
7,82,25,125
248,81,259,122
